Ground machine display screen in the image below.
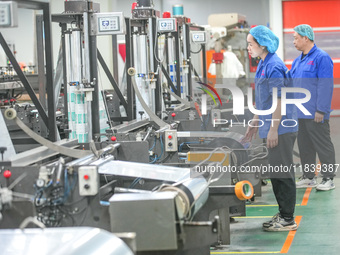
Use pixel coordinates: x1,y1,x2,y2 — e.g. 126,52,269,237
191,31,207,43
0,3,11,26
98,16,120,32
157,18,177,33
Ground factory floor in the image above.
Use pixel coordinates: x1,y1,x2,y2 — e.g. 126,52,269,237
211,117,340,255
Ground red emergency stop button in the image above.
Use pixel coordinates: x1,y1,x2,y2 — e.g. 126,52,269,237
171,113,176,117
84,175,89,180
163,11,171,18
168,135,172,139
111,136,117,142
3,170,11,178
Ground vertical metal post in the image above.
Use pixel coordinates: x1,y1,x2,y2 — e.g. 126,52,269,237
125,18,135,120
111,35,119,85
83,13,91,84
61,24,69,126
36,15,47,111
165,34,170,73
185,24,192,99
151,17,161,116
202,44,207,81
42,3,57,142
146,18,155,114
181,23,187,99
174,26,181,97
36,14,48,137
218,208,231,245
89,35,100,137
83,12,93,141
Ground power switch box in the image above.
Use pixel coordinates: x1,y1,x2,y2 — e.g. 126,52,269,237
165,130,178,152
78,166,99,196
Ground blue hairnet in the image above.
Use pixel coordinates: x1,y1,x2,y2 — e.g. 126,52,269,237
294,24,314,41
249,25,279,53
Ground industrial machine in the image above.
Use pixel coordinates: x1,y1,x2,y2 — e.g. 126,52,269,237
0,107,256,254
0,1,269,255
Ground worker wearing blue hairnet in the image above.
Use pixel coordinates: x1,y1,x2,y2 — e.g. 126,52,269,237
244,25,298,232
292,24,336,191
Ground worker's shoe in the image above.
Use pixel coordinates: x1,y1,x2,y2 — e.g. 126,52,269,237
316,178,335,191
262,213,280,228
263,215,298,232
296,176,317,188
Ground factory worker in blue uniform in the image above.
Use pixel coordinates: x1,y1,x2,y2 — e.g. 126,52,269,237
244,25,298,231
292,24,336,191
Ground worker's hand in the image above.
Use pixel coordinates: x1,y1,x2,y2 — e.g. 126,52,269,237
314,112,324,123
267,129,278,148
243,120,259,142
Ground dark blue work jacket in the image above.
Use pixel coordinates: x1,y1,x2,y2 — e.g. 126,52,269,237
291,44,334,120
255,53,298,139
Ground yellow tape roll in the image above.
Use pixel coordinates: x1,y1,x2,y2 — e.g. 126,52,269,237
235,180,254,200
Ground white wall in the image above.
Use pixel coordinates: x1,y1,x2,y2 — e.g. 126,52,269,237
269,0,283,60
0,8,36,66
163,0,269,26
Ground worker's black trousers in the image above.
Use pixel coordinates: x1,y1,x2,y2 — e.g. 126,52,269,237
268,132,297,219
297,119,336,179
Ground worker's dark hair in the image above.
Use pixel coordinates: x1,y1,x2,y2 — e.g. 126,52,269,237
252,35,260,46
248,33,268,53
305,36,314,43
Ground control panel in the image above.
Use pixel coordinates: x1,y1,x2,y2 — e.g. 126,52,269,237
191,31,207,44
90,12,125,36
78,166,99,196
99,17,119,32
165,130,178,152
0,1,18,28
158,18,177,33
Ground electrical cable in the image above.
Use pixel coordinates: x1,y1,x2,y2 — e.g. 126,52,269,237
153,27,165,64
78,197,90,226
149,135,164,164
129,178,142,188
149,136,157,151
